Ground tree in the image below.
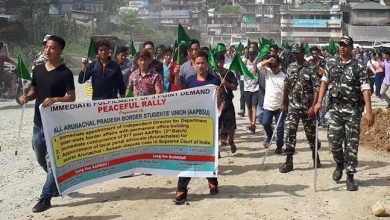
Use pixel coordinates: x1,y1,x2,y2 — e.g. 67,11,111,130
117,8,139,32
104,0,126,14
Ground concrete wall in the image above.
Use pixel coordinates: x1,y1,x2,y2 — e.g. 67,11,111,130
350,10,390,25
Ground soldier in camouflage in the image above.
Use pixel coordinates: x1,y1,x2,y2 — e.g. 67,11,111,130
314,36,374,191
279,43,321,173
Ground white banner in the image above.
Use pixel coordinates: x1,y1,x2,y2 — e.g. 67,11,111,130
40,86,218,195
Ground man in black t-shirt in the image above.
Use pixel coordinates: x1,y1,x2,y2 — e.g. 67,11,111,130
18,35,75,213
215,52,238,153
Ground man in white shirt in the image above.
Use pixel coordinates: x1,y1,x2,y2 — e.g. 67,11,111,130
243,42,260,133
257,56,286,153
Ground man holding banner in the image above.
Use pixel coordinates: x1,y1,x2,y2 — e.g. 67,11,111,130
175,50,221,204
17,35,76,212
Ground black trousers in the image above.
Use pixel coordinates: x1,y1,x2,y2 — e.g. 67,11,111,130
177,177,218,192
239,80,245,111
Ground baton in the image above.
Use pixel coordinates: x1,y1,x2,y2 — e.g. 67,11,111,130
314,116,319,192
262,112,283,165
15,75,27,156
15,103,25,156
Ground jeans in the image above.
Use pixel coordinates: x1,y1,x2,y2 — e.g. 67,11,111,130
261,109,285,149
32,124,48,172
32,124,58,198
375,73,385,97
239,80,245,112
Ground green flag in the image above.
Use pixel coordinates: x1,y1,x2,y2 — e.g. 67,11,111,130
130,39,137,57
126,90,133,98
87,37,97,58
229,54,257,80
172,40,178,62
304,42,310,55
112,42,119,61
214,43,227,54
208,47,218,71
245,39,251,58
17,54,31,80
176,42,186,65
328,39,337,56
178,24,191,47
258,44,271,60
237,42,244,54
281,40,289,49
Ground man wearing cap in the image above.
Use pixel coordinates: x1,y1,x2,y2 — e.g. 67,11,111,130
280,43,321,173
314,36,374,191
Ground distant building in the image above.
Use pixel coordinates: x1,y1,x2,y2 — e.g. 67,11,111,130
243,0,291,44
280,2,343,44
345,1,390,45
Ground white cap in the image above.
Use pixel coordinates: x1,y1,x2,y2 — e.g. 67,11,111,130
42,34,51,43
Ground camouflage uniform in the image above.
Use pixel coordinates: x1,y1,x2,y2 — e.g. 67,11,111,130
32,52,64,71
322,57,369,173
32,52,46,71
284,60,321,155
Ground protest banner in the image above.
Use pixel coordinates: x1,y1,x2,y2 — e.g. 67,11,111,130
40,85,218,195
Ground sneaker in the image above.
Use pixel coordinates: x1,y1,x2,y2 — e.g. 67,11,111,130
274,148,283,154
263,140,270,148
220,140,228,146
237,110,245,116
247,124,256,133
229,141,237,153
174,190,187,205
32,198,51,213
209,183,219,195
52,189,60,197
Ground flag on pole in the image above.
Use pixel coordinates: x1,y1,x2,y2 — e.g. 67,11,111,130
237,42,245,54
208,46,218,71
304,42,310,55
178,24,191,47
171,40,178,62
229,54,257,80
17,54,31,80
126,90,133,98
281,40,289,49
129,39,137,57
257,37,275,60
176,42,184,65
87,37,97,58
328,39,337,56
258,44,271,61
112,42,119,61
